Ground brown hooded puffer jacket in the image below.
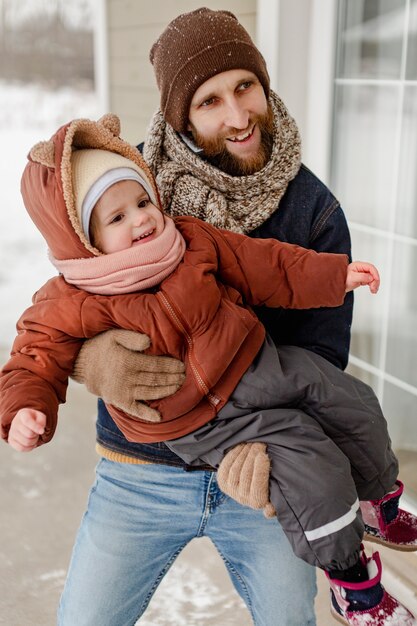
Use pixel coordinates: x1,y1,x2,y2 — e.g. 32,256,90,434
0,114,349,446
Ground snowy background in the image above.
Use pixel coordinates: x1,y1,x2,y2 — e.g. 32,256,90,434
0,81,99,348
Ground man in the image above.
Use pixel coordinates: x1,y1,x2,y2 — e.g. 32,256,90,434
59,9,352,625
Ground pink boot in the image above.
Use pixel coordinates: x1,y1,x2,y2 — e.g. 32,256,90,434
327,548,417,625
361,481,417,551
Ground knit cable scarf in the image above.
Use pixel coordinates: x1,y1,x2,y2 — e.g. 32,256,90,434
50,215,186,295
143,91,302,235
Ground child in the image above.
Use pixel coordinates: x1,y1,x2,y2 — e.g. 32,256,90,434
1,115,416,626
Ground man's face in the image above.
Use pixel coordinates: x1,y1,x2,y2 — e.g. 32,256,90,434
187,69,273,176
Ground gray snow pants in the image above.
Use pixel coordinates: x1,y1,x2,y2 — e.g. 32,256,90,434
166,335,398,571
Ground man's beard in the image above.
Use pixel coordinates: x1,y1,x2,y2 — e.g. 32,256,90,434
189,103,274,177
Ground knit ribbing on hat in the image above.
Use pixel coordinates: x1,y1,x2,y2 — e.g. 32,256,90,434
71,149,159,239
143,91,301,234
81,168,153,242
50,215,185,295
150,8,270,132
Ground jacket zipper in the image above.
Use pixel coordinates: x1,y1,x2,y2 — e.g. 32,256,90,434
157,291,221,407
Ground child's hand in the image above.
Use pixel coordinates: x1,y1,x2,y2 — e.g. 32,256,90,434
8,409,46,452
346,261,380,294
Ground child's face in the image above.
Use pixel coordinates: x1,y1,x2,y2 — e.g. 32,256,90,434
90,180,164,253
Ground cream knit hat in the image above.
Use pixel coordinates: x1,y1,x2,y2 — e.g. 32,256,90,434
71,149,158,240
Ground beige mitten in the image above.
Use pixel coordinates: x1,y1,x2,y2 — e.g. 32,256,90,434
72,329,185,422
217,443,276,518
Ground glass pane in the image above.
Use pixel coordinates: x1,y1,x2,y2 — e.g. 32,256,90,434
395,449,417,502
385,241,417,386
382,381,417,480
383,382,417,505
346,363,380,389
349,228,387,365
406,0,417,79
337,0,406,79
331,84,399,230
395,86,417,237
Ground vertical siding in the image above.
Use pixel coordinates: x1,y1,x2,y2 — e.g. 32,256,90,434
106,0,257,143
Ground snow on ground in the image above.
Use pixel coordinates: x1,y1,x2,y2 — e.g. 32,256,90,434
0,80,100,346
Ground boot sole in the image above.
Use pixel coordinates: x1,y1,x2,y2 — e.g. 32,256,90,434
330,606,349,624
364,532,417,551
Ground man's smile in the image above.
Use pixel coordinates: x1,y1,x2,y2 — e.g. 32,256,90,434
227,125,255,143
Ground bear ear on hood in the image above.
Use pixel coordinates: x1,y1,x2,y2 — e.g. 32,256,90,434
30,139,55,168
98,113,120,137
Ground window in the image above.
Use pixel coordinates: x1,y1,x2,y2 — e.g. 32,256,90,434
331,0,417,496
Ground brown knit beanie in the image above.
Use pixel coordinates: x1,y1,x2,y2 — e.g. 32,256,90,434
150,7,270,133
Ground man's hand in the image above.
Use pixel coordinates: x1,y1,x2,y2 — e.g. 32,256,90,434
8,409,46,452
72,330,185,421
346,261,380,294
217,443,276,518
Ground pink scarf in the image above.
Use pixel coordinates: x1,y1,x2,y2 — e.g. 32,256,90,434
51,216,186,295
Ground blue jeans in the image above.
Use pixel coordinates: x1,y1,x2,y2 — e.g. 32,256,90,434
58,459,317,626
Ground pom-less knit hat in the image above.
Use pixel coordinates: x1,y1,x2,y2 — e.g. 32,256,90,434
71,149,158,241
150,7,270,133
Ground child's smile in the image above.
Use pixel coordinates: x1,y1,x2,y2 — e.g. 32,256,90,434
132,228,157,245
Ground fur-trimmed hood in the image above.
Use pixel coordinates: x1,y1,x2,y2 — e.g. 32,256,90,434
21,114,162,260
